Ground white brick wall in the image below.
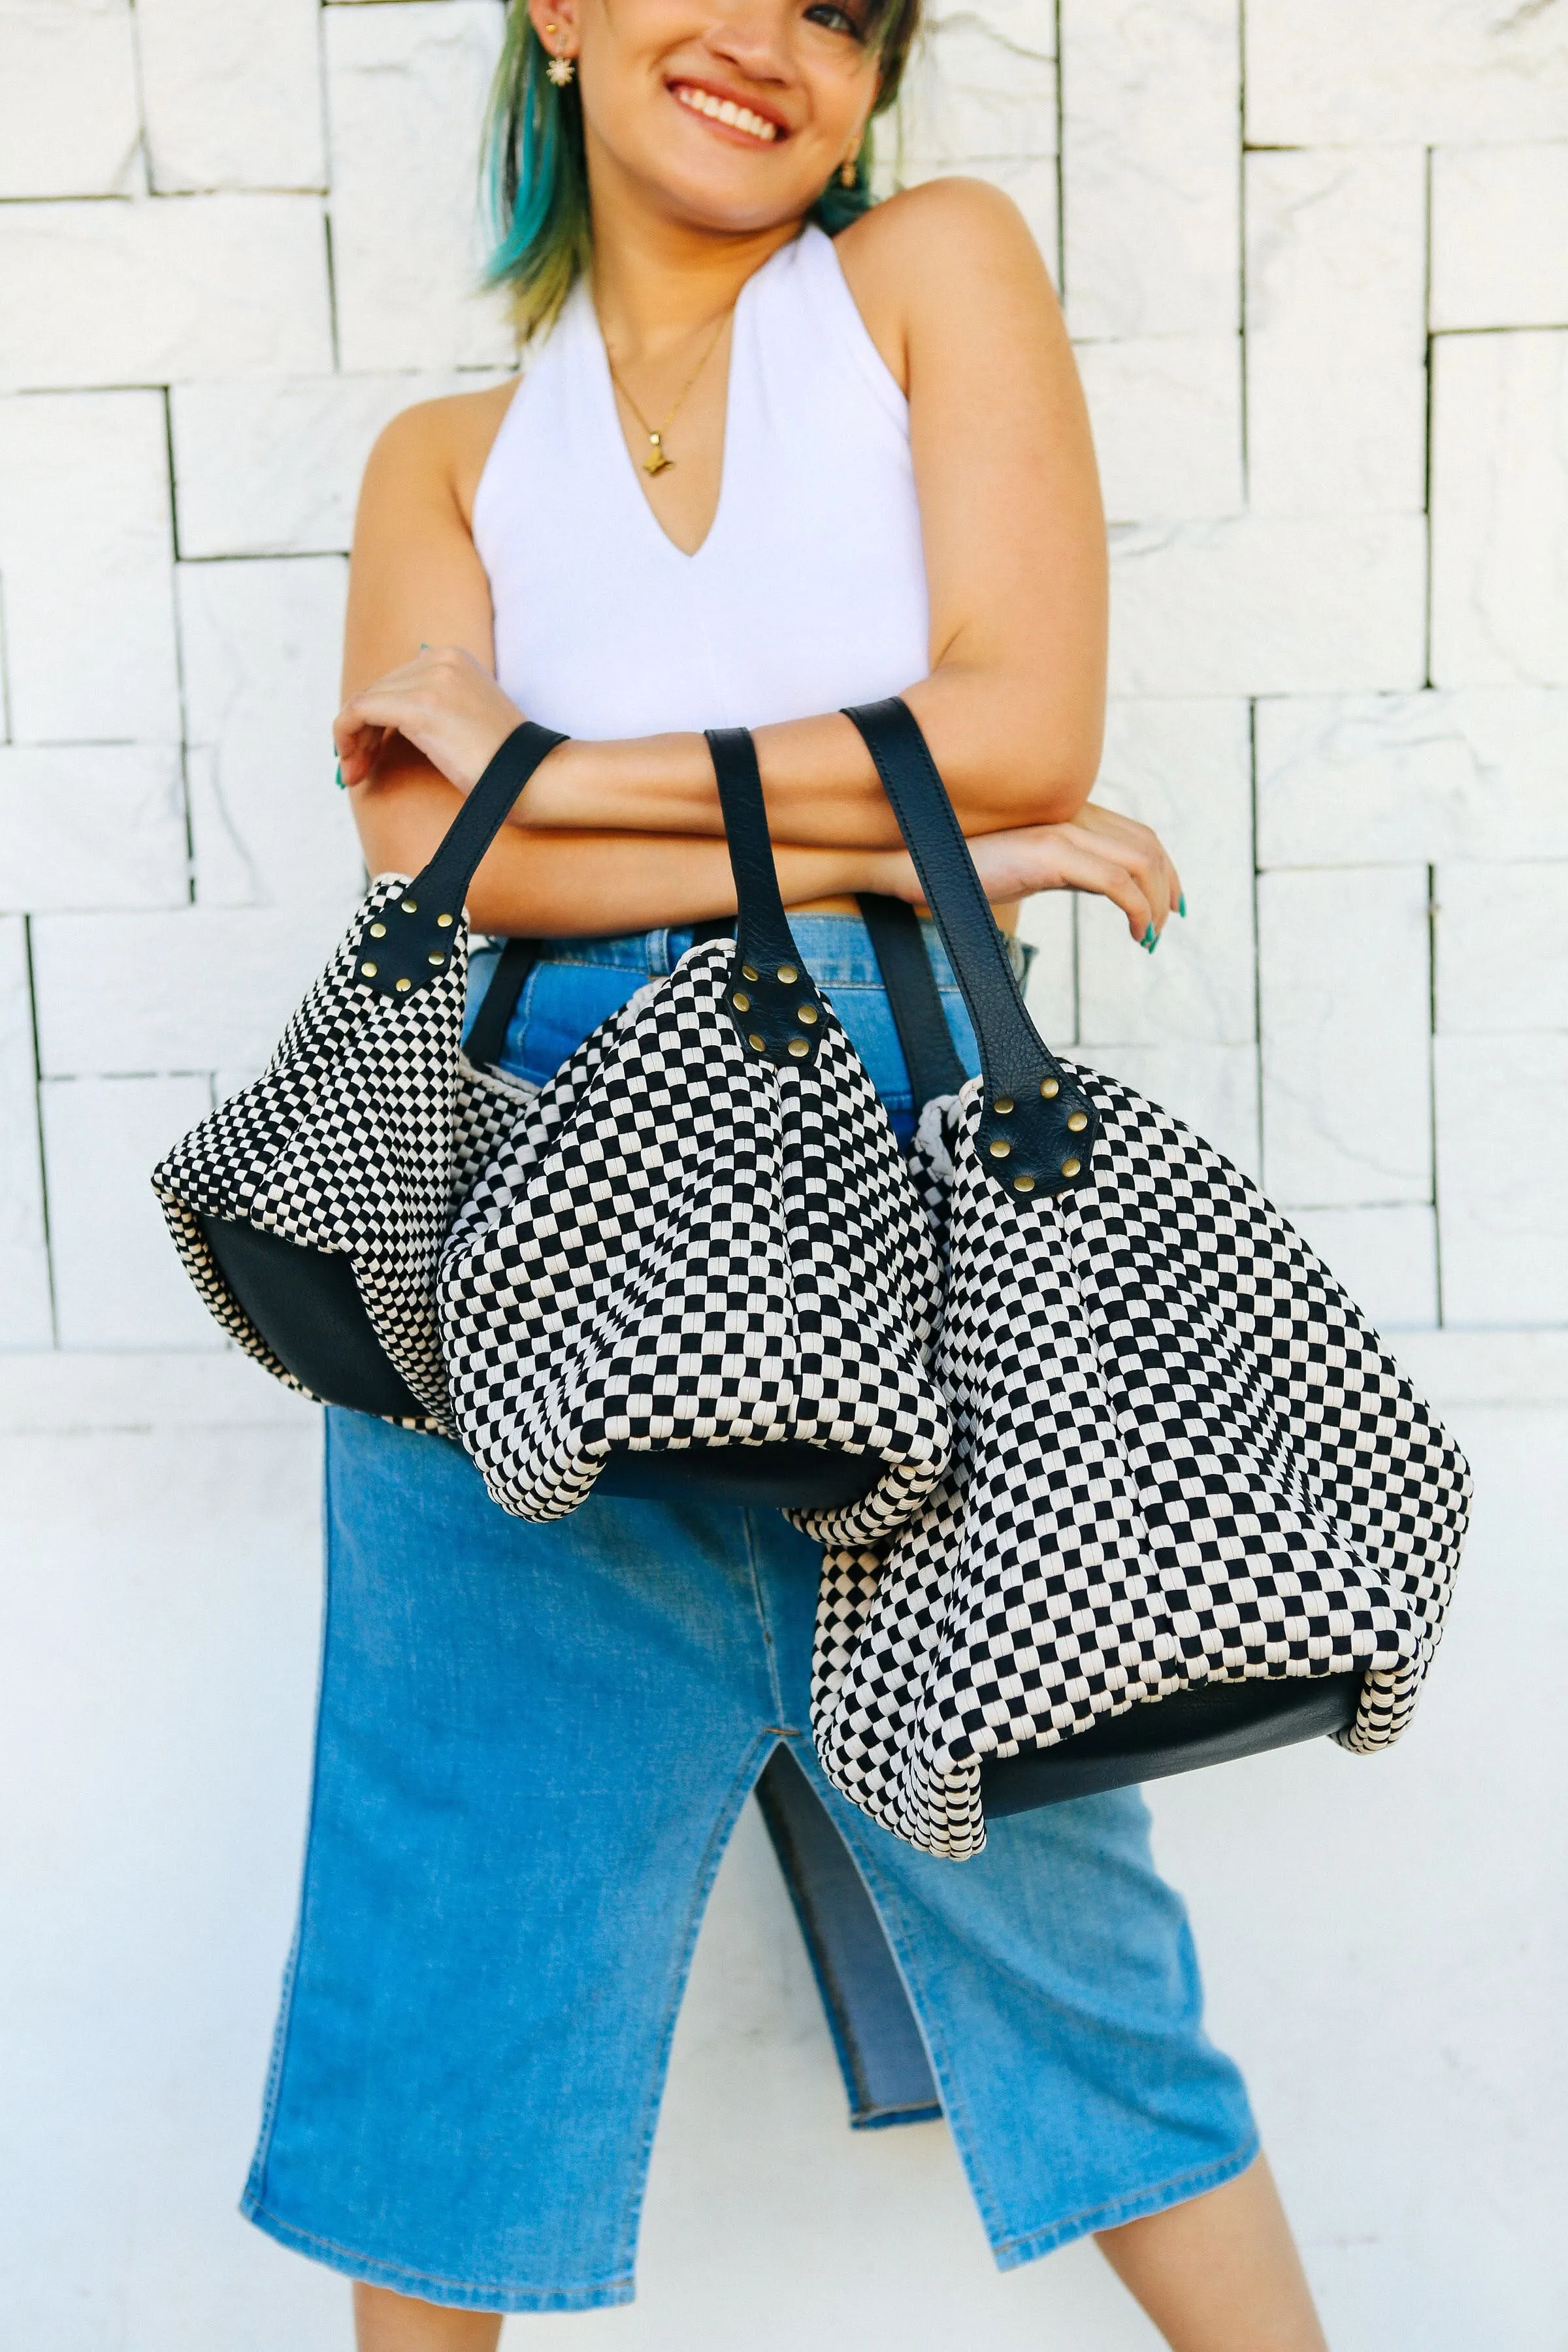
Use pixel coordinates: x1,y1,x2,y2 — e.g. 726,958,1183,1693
0,0,1563,1350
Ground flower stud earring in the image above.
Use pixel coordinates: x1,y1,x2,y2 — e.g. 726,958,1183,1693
839,135,861,189
543,23,575,84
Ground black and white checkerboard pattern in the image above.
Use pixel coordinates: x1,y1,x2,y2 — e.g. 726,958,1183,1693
440,938,954,1535
151,875,536,1432
809,1066,1472,1858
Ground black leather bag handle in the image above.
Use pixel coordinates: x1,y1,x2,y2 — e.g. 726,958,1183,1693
353,720,566,1004
856,892,968,1113
705,727,830,1070
844,697,1099,1198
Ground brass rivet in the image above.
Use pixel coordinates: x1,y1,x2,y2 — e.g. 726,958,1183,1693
400,898,417,914
436,912,454,928
748,1032,766,1051
776,963,798,983
1041,1078,1060,1099
1013,1173,1036,1193
1067,1110,1088,1133
787,1037,810,1057
428,951,446,966
732,991,751,1011
742,965,759,983
1061,1156,1081,1177
360,960,378,977
989,1137,1012,1159
797,1005,818,1024
395,976,413,992
993,1096,1014,1115
368,921,387,939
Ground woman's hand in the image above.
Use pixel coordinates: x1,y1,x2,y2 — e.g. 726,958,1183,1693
867,803,1184,946
333,644,524,792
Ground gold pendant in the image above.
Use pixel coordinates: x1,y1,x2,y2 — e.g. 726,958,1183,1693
643,432,673,476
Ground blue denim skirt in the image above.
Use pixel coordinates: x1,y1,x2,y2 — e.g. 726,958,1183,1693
240,915,1257,2313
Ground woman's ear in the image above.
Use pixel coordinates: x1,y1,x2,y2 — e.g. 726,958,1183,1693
525,0,581,59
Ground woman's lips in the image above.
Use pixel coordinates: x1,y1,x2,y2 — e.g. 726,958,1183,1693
670,80,784,144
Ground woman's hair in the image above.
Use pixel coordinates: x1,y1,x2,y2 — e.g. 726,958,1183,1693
482,0,923,344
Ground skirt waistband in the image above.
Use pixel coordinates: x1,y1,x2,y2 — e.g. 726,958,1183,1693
485,912,1032,992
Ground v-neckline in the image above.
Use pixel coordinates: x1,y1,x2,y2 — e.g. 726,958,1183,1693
585,237,796,564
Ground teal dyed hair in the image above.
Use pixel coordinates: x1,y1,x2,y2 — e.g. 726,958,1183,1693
482,0,922,343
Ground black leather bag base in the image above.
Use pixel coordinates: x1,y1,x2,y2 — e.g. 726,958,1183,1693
981,1671,1363,1815
198,1214,429,1422
593,1440,885,1511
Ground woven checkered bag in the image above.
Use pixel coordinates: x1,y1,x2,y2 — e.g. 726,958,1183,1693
150,725,567,1429
802,700,1471,1859
438,729,953,1537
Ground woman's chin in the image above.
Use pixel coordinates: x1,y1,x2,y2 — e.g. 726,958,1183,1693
604,138,823,236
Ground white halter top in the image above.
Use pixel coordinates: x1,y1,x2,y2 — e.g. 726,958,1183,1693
472,225,930,736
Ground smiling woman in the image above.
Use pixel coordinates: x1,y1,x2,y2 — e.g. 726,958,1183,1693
233,3,1333,2348
481,0,919,344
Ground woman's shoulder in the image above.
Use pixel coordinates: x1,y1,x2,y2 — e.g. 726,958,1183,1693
834,176,1049,302
832,178,1060,387
359,380,522,532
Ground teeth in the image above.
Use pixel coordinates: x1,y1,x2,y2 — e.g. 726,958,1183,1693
675,84,778,141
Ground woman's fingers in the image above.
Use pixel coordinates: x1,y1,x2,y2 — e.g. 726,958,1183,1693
333,645,524,795
964,823,1160,941
1067,806,1183,932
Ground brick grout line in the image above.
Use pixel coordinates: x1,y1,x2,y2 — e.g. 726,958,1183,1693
162,387,199,909
1053,0,1066,302
1247,698,1264,1187
1422,144,1435,691
22,914,59,1347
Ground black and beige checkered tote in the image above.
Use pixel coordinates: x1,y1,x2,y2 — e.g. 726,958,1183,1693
436,727,956,1541
802,699,1472,1857
151,723,568,1430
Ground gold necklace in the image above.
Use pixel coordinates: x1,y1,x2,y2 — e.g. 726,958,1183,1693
603,309,731,476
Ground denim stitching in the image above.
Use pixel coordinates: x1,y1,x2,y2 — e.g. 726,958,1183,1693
240,2195,635,2310
990,2132,1262,2268
740,1508,789,1725
806,1787,1011,2243
601,1731,774,2285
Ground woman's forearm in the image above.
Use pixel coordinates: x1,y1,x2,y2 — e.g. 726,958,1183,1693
338,647,1104,851
351,764,887,936
507,664,1102,849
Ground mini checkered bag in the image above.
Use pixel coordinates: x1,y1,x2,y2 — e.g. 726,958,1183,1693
805,698,1472,1859
150,723,568,1429
436,728,955,1539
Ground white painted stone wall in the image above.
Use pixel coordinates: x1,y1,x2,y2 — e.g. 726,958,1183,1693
1,2,1564,2344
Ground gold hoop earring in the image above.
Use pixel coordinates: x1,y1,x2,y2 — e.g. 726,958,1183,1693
839,136,861,189
543,22,576,84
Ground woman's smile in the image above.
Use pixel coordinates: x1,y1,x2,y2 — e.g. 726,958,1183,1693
669,76,787,144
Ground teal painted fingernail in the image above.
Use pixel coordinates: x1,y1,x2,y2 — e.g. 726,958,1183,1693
1179,893,1187,918
334,760,344,790
1141,924,1156,949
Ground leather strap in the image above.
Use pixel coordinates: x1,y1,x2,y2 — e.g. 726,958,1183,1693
353,720,566,1004
844,698,1099,1200
463,936,541,1070
705,727,828,1070
856,892,967,1113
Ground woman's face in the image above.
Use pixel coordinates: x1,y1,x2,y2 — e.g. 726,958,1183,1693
529,0,883,235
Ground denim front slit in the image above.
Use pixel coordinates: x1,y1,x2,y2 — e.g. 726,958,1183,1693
241,915,1257,2311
